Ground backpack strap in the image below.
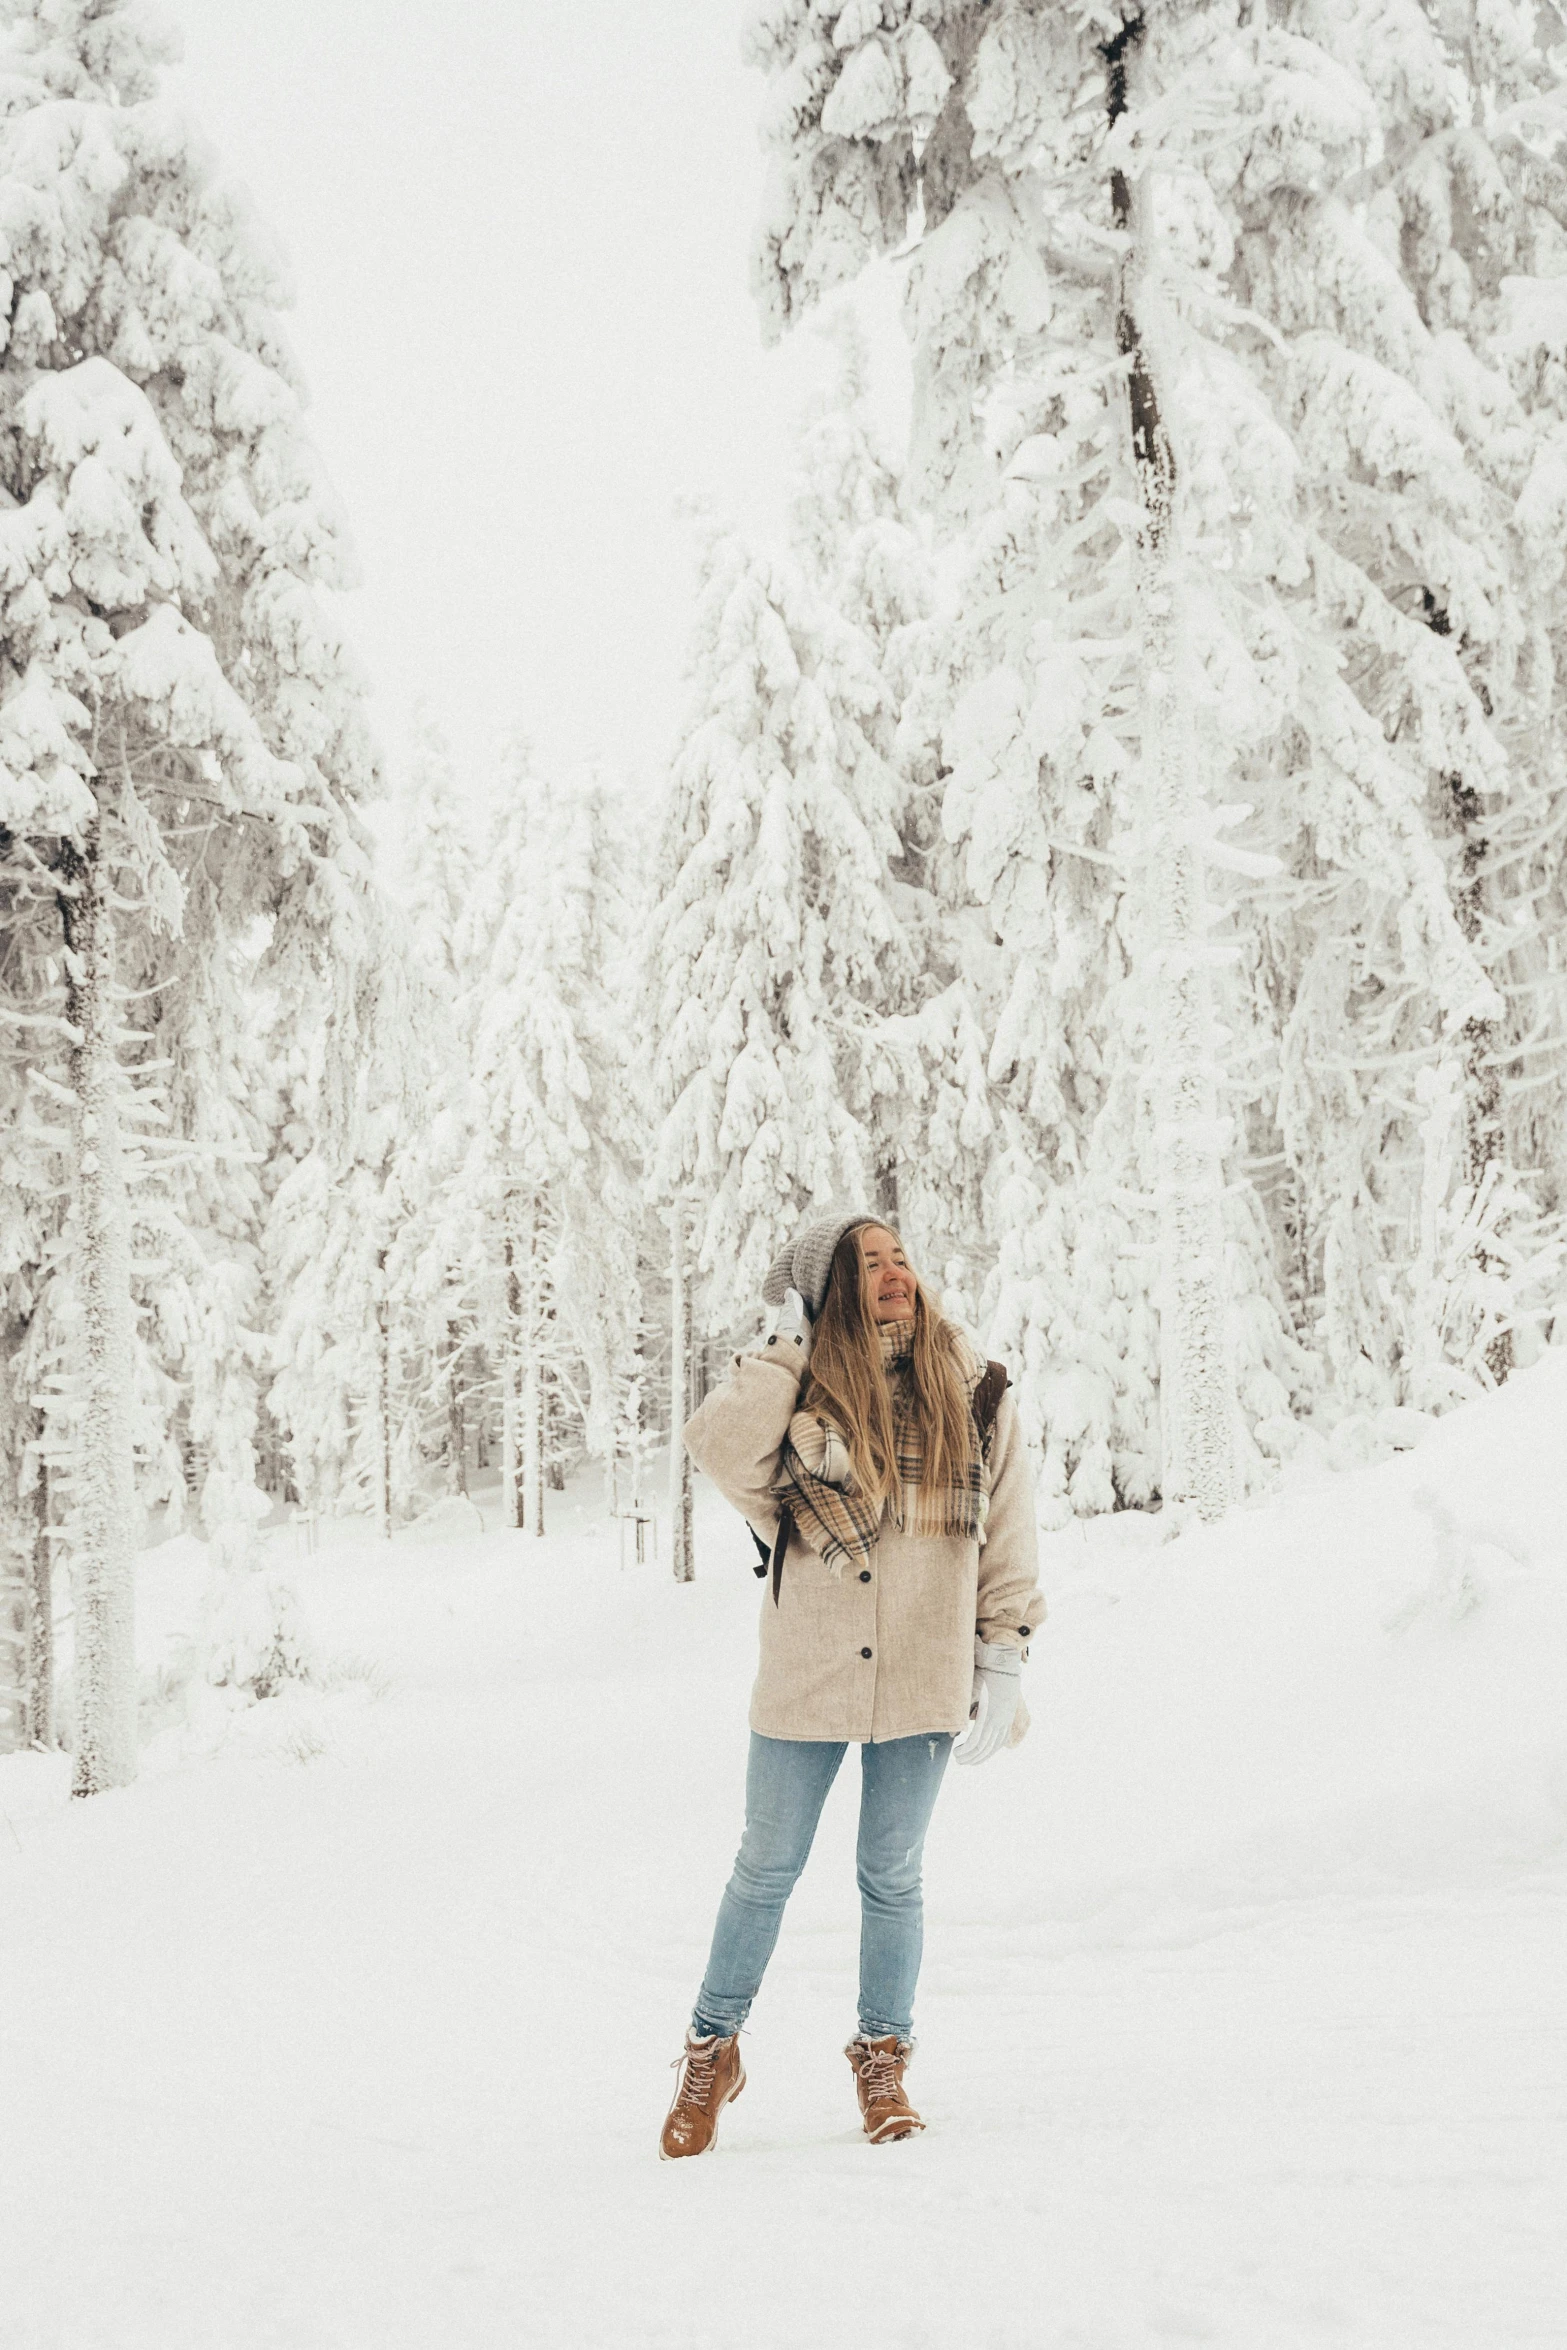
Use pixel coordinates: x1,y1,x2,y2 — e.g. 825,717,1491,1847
772,1508,792,1605
747,1509,793,1606
973,1360,1009,1453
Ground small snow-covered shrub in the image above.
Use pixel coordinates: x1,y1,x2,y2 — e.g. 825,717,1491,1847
202,1573,317,1702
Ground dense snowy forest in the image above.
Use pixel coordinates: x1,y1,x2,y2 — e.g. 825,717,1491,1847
4,0,1567,1793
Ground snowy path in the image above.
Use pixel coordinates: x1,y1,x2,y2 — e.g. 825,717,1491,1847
4,1441,1566,2350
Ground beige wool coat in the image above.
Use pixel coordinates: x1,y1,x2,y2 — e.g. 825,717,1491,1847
683,1337,1044,1744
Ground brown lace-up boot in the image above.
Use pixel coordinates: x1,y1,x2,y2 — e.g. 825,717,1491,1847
846,2034,925,2143
659,2029,746,2160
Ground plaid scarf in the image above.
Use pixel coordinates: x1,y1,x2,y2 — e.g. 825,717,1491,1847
773,1320,987,1577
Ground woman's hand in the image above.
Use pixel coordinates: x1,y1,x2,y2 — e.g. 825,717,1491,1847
764,1285,813,1369
953,1638,1022,1766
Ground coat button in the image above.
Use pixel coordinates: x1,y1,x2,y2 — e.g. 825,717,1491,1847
859,1570,871,1584
860,1647,872,1659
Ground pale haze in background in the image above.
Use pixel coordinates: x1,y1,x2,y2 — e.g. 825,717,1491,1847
168,0,907,789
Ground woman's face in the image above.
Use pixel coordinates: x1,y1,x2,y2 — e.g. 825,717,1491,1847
858,1226,917,1324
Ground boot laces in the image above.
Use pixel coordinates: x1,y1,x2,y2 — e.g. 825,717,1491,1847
671,2039,723,2110
859,2044,904,2102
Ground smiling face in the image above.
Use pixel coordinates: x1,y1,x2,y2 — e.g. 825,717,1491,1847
858,1224,917,1324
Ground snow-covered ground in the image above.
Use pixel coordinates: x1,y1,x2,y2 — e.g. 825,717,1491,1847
5,1359,1567,2350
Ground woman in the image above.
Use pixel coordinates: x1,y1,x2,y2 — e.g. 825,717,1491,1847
661,1211,1042,2158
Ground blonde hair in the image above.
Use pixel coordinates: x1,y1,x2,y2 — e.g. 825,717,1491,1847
802,1224,973,1506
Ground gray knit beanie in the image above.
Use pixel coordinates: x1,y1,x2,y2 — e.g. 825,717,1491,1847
761,1209,881,1322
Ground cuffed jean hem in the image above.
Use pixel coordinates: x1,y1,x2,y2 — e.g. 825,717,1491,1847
689,2011,742,2041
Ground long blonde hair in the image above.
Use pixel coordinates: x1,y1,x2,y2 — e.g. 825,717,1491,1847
802,1225,973,1506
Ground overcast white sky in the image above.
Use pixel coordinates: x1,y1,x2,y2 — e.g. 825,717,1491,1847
167,0,906,794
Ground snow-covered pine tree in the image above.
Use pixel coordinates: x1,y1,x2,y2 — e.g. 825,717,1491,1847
648,516,916,1322
394,711,478,1004
0,884,58,1751
1380,3,1567,1382
746,1,1286,1517
459,742,640,1536
788,311,931,661
383,715,484,1504
268,733,645,1543
581,784,670,1543
744,0,1563,1496
266,901,420,1536
788,313,1002,1307
647,507,924,1573
1155,0,1567,1407
1102,11,1242,1520
0,0,374,1786
666,1190,696,1582
137,933,280,1572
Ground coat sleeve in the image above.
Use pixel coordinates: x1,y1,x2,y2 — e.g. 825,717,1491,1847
682,1337,808,1537
975,1390,1044,1650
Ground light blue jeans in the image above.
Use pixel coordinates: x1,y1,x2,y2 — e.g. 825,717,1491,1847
692,1730,954,2044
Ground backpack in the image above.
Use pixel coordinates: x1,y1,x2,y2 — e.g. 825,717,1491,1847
748,1360,1010,1607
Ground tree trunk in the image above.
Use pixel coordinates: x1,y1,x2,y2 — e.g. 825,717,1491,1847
502,1219,521,1529
0,1561,21,1755
1447,770,1512,1384
0,1430,25,1750
25,1457,54,1749
669,1198,695,1582
1108,14,1238,1523
59,823,139,1795
445,1323,469,1496
15,1457,54,1757
520,1346,543,1534
374,1242,392,1538
522,1203,544,1536
507,1192,545,1536
544,1354,567,1492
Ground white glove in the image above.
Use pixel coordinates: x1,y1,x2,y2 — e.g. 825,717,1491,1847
953,1637,1022,1767
763,1285,813,1369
